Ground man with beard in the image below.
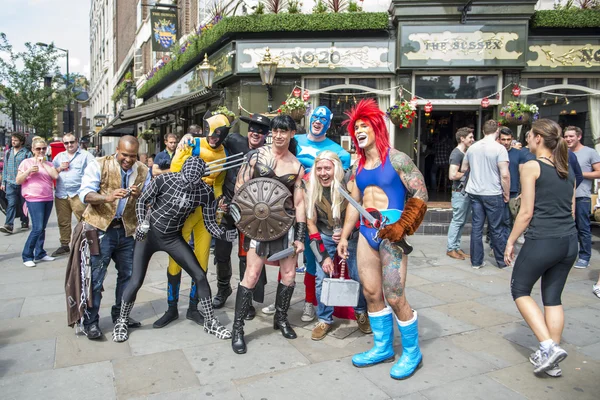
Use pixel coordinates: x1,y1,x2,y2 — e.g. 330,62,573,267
337,99,428,380
152,116,230,329
290,106,351,322
212,113,270,318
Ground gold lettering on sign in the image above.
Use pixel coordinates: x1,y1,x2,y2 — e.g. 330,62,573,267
405,31,521,61
241,46,390,70
528,44,600,68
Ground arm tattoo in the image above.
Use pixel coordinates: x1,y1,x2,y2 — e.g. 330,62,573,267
390,151,429,202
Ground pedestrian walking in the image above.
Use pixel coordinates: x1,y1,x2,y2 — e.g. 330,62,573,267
461,120,510,269
446,127,474,260
77,135,150,340
0,132,32,234
16,137,58,267
51,133,96,257
505,119,576,377
563,126,600,269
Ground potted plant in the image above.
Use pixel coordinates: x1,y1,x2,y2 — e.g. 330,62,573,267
499,101,540,125
386,100,417,129
139,129,156,141
278,97,307,122
212,106,236,123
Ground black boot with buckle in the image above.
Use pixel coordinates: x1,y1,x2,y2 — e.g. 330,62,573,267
213,262,233,309
273,282,297,339
232,284,254,354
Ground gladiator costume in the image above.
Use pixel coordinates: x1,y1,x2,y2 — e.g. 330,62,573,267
154,113,231,329
344,99,427,380
212,113,270,315
112,157,236,342
229,142,307,354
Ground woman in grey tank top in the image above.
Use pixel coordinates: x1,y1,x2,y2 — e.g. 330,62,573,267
504,119,577,378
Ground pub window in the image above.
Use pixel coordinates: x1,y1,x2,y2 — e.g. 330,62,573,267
415,75,497,99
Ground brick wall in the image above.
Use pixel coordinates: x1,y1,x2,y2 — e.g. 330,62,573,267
115,0,136,74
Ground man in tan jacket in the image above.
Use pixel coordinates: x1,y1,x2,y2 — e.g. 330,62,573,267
78,135,150,340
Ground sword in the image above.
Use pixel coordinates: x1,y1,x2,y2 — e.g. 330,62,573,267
267,246,296,262
337,187,413,255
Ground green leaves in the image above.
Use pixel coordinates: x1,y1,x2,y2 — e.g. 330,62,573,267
137,12,388,99
531,10,600,28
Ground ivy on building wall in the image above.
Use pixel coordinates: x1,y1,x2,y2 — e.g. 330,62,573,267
137,12,388,99
531,9,600,28
111,71,133,102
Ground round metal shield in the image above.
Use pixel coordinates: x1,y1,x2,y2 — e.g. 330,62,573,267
232,177,295,241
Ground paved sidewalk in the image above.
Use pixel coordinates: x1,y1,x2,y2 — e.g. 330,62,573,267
1,210,599,399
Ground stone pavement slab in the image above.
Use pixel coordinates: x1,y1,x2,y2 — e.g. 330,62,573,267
0,298,24,320
0,361,116,400
0,338,56,377
419,375,528,400
432,300,520,328
418,308,478,341
112,350,200,399
55,333,132,368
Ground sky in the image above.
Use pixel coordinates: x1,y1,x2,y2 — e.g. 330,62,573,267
0,0,90,77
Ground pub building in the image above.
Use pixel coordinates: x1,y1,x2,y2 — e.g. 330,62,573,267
103,0,599,216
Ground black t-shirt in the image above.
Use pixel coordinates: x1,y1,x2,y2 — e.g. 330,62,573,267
448,147,466,191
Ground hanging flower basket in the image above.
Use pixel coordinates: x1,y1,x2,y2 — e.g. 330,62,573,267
139,130,157,141
386,100,417,129
278,97,308,122
499,102,539,126
212,106,236,124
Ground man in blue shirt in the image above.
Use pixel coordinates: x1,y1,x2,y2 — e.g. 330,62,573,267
51,133,96,256
0,132,32,234
152,132,181,176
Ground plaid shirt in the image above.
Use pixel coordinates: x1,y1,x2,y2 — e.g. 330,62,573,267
2,147,32,185
433,140,452,166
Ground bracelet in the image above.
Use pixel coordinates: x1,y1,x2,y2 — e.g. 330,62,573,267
294,222,307,243
309,232,330,263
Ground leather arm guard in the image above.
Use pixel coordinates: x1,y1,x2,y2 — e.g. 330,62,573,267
309,232,330,263
294,222,307,243
378,198,428,242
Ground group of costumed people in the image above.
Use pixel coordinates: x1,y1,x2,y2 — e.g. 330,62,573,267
71,98,428,381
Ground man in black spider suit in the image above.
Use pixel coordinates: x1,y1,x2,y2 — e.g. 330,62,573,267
212,114,270,317
112,157,237,343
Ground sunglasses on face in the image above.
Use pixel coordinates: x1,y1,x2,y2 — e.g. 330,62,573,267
35,147,47,151
63,140,76,145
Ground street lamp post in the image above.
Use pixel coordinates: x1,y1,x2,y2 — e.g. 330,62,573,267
197,53,216,90
37,42,70,134
257,48,278,113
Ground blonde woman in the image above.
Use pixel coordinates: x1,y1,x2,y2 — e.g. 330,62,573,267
16,136,59,267
306,150,370,340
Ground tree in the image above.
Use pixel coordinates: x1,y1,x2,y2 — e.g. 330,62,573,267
0,33,72,138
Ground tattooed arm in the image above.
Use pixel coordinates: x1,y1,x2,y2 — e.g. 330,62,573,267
389,149,428,202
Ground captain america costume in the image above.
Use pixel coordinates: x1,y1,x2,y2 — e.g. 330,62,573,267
296,135,351,172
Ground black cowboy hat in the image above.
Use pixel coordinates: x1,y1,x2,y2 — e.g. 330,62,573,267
240,113,271,135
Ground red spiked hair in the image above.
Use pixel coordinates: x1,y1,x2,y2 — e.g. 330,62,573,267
344,98,390,172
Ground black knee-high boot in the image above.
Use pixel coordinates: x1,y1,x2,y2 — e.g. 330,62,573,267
153,271,181,328
112,300,135,342
238,257,255,320
213,261,233,309
186,280,205,325
232,284,254,354
273,282,297,339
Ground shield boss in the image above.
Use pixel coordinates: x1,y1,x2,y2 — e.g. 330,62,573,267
232,177,295,241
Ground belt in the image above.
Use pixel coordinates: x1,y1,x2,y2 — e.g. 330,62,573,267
108,218,124,229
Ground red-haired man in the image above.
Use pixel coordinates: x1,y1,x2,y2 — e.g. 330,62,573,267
337,99,428,380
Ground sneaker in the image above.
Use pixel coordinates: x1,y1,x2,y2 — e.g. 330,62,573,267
301,302,316,322
533,344,568,375
21,222,29,230
36,255,56,262
23,261,36,268
262,303,276,315
472,262,486,270
0,225,13,234
296,265,306,274
529,350,562,377
51,245,70,257
592,284,600,299
311,322,332,340
574,259,589,269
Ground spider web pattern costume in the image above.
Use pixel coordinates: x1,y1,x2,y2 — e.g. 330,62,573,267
113,157,234,342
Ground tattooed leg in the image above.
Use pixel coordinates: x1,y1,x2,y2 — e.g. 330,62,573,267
357,235,385,312
380,240,414,321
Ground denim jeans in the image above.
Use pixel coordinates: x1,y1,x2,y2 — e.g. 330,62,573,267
4,183,28,228
575,197,592,262
447,191,471,251
22,201,53,262
469,194,508,268
85,225,135,327
315,234,366,324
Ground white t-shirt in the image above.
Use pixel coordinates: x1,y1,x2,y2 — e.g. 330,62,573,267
465,136,509,196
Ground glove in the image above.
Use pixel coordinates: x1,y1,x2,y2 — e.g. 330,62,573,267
378,198,427,242
158,161,171,170
224,229,238,243
135,225,148,242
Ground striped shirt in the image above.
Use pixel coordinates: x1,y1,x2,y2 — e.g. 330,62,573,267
2,147,32,185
